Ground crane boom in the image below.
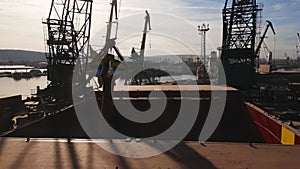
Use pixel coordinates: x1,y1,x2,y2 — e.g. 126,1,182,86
140,10,151,66
106,0,118,43
96,0,123,62
255,20,276,57
88,0,123,82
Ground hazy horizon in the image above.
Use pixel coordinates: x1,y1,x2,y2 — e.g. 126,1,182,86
0,0,300,59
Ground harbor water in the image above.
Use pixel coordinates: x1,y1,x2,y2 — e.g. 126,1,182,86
0,76,47,99
0,65,299,99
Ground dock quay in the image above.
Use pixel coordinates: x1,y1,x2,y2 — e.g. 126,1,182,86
0,138,300,169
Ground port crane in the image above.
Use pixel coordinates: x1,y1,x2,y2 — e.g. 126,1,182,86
220,0,262,89
42,0,93,104
140,10,151,67
130,10,151,67
297,33,300,58
95,0,124,63
87,0,125,90
42,0,124,105
255,20,276,58
128,10,151,85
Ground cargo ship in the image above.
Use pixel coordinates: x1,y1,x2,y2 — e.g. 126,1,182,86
1,0,300,168
1,84,300,168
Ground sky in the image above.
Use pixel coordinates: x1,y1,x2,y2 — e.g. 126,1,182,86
0,0,299,59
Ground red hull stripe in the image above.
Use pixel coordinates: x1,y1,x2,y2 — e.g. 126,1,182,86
246,102,300,145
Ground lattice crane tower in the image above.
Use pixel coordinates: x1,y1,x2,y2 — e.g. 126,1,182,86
220,0,262,89
43,0,93,103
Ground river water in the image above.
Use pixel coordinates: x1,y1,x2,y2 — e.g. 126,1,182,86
0,74,196,99
0,76,48,99
0,65,299,99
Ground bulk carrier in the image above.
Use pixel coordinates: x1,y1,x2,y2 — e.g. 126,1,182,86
1,0,300,168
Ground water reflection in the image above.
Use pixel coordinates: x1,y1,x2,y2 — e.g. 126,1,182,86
0,76,48,99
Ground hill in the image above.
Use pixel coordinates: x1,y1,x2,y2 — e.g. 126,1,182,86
0,50,46,62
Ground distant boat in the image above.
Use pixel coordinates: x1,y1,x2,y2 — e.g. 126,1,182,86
12,72,22,80
29,69,43,77
22,72,32,79
0,72,12,78
42,70,47,76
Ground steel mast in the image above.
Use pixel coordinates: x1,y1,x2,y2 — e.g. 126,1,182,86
297,33,300,59
198,23,210,66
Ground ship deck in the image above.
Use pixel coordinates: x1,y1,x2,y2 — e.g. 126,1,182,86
0,137,299,169
111,85,237,91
